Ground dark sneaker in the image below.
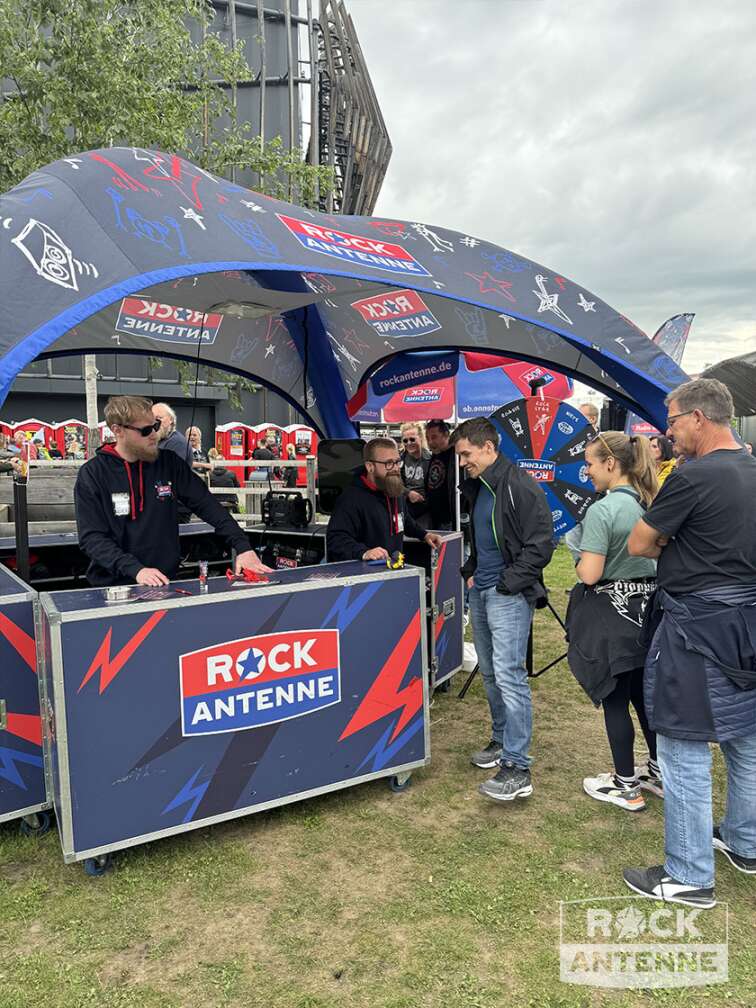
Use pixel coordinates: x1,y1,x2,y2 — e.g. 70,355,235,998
635,762,664,798
623,865,716,909
713,827,756,875
479,761,533,802
583,772,646,812
470,740,502,769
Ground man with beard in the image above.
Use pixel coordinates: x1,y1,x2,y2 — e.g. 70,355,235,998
74,396,271,587
326,437,442,562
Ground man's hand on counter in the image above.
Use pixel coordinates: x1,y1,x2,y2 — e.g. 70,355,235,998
362,546,389,561
424,532,444,549
136,567,170,587
235,549,274,576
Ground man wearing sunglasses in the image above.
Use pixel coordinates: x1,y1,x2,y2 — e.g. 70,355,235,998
326,437,442,563
74,395,271,587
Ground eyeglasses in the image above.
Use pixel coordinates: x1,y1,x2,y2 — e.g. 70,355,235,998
369,457,401,469
121,420,161,437
667,409,696,426
402,438,417,444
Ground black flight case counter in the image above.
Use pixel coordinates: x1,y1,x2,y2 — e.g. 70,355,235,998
38,561,429,874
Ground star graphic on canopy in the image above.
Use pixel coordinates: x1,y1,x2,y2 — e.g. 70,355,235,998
459,236,480,248
240,200,266,213
466,272,516,303
498,314,514,328
577,292,596,312
265,343,275,357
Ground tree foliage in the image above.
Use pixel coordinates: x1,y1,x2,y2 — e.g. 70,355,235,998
0,0,331,200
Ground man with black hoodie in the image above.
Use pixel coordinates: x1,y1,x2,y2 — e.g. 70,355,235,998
74,396,271,587
326,437,442,563
453,418,554,803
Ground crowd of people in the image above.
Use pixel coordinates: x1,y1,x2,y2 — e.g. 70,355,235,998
327,378,756,910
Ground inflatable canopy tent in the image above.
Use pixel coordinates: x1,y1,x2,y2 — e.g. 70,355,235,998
0,148,689,434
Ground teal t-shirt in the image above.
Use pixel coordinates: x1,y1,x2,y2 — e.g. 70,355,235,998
579,487,656,581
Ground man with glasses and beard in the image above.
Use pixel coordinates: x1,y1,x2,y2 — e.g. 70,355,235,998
74,396,271,587
326,437,442,563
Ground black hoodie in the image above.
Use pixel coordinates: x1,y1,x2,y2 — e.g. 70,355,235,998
74,444,251,586
326,470,427,561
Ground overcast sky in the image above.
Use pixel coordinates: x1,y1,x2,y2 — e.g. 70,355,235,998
347,0,755,379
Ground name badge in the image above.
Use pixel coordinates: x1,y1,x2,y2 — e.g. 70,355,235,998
397,512,404,534
112,492,130,517
155,482,173,500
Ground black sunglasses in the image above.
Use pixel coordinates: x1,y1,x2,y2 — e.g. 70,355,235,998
402,437,418,444
121,420,161,437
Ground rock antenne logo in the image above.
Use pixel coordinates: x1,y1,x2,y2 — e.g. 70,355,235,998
351,289,441,337
115,298,223,346
277,215,431,277
179,629,340,736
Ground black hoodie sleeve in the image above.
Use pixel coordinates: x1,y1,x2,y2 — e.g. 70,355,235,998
402,504,427,542
497,475,554,596
170,456,251,554
74,465,144,580
326,489,370,561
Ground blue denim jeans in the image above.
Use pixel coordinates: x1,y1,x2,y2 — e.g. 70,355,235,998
468,586,535,769
658,732,756,888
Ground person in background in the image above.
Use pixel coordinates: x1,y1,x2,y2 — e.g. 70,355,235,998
578,402,600,432
327,437,442,563
207,447,240,510
453,418,554,804
186,426,211,474
624,378,756,909
425,419,456,531
745,442,753,455
284,443,298,488
567,431,660,813
153,403,192,466
649,434,676,486
399,422,431,531
10,430,38,461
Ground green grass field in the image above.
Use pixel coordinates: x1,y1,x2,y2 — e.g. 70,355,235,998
1,546,754,1008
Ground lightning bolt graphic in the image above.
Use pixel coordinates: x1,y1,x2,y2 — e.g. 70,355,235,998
0,612,36,671
340,611,422,744
355,717,425,774
433,542,447,592
79,610,167,694
162,767,209,824
0,745,43,789
324,582,381,631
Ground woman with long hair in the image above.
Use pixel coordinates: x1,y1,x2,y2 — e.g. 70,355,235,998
566,432,661,812
649,434,676,486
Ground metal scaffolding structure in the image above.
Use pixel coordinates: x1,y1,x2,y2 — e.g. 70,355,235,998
209,0,391,214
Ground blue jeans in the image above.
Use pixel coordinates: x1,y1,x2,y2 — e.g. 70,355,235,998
468,586,534,769
658,732,756,888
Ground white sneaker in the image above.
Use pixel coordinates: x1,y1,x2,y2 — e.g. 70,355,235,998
583,772,646,812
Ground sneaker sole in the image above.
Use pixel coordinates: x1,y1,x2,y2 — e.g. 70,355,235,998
623,874,716,909
583,783,646,812
479,784,533,802
471,757,501,769
713,837,756,875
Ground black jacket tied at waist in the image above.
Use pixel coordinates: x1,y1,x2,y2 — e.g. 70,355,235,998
642,584,756,742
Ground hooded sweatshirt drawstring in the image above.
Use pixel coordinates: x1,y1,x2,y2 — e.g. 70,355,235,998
102,443,144,520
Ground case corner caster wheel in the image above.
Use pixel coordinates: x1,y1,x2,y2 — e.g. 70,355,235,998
388,773,412,793
19,811,51,838
84,853,112,877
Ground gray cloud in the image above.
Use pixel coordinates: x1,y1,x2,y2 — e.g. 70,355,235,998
348,0,756,374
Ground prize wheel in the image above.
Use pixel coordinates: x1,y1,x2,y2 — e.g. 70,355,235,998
489,398,598,536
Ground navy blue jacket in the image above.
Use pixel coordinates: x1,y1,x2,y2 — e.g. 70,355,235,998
643,585,756,741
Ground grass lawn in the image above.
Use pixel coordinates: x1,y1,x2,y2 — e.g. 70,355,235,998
1,546,754,1007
